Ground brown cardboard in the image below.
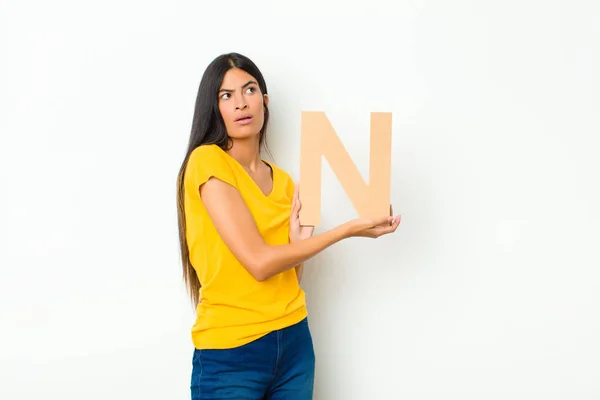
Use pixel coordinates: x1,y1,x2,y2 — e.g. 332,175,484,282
299,111,392,226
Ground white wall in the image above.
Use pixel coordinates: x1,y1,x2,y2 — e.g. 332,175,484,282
1,1,599,399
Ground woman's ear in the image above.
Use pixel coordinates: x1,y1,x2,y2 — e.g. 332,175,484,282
263,93,269,108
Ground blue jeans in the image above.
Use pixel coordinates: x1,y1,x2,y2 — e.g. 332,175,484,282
190,318,315,399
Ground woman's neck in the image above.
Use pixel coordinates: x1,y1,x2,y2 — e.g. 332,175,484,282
226,137,263,172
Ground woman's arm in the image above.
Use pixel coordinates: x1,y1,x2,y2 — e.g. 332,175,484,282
200,177,400,282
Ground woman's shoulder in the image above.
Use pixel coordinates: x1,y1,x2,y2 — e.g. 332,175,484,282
188,144,233,169
189,143,225,160
185,144,238,189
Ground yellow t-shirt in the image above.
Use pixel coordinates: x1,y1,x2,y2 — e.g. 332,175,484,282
183,144,308,350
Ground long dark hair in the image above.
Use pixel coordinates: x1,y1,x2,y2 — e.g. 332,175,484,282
176,53,270,306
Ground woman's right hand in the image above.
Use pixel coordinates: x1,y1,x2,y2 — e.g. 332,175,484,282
346,207,401,238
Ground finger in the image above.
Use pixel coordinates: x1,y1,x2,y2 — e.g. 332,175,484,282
372,214,401,236
382,215,402,235
295,184,303,214
373,215,395,227
372,224,396,237
291,184,298,214
294,190,301,215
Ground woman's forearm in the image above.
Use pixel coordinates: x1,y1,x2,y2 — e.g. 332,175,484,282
253,222,353,281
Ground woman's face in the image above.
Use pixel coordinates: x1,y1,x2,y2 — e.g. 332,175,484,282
218,67,269,141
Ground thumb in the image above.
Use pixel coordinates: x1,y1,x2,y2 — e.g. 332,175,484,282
291,184,298,214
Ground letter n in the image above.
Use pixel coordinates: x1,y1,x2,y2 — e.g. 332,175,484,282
299,112,392,226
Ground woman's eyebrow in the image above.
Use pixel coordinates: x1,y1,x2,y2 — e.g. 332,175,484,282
218,80,258,93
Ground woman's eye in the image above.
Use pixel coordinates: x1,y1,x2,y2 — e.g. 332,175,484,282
246,87,256,94
221,93,230,100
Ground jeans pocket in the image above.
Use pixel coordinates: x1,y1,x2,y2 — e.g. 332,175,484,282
191,349,203,378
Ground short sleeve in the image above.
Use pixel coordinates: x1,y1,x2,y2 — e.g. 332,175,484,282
184,145,237,195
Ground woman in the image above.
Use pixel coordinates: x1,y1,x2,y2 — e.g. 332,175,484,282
176,52,401,399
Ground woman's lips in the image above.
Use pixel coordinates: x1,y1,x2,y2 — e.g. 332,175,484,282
236,116,253,125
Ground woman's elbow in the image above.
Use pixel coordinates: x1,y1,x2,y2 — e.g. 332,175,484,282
243,249,272,282
252,270,269,282
244,260,267,281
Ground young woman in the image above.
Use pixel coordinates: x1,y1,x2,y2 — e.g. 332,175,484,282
176,52,401,399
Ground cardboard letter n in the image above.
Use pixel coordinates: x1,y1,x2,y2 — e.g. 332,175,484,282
299,112,392,226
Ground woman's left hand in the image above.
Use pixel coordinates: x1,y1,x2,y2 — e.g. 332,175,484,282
289,183,315,243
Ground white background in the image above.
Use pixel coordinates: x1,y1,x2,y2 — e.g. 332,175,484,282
1,1,599,399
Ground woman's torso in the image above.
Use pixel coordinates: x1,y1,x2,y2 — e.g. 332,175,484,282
183,144,307,350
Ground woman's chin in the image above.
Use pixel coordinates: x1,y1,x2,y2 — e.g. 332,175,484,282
228,128,262,141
